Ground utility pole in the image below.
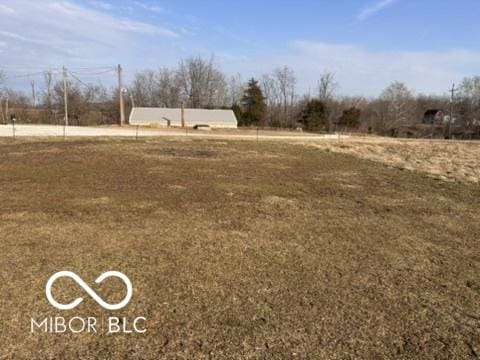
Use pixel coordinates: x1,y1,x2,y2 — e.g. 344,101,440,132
118,64,125,126
129,93,135,109
181,102,185,128
31,80,37,107
63,66,69,126
448,83,456,139
5,97,8,124
0,99,4,124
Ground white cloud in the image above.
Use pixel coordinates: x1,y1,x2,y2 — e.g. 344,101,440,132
0,0,179,77
357,0,397,21
1,0,478,97
281,41,480,96
48,2,176,37
0,4,15,14
88,1,114,11
0,31,33,43
221,41,480,96
134,1,164,13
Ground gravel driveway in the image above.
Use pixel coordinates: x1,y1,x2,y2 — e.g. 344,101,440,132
0,124,343,140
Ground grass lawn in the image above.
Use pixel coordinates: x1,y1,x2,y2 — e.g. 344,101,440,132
0,138,479,359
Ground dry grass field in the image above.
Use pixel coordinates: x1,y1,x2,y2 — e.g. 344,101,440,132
0,137,479,359
310,136,480,184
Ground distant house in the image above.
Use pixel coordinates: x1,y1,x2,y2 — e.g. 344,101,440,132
422,109,445,125
129,107,238,129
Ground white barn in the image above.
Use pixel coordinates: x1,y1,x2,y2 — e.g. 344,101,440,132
129,107,238,129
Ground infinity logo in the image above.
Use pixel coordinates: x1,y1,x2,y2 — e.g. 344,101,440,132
46,271,133,311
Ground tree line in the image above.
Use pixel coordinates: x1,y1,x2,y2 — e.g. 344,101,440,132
1,56,480,138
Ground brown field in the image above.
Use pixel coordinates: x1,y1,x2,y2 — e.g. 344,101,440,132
310,136,480,184
0,137,479,359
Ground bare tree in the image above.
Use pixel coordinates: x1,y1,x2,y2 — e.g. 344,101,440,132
378,81,414,134
318,71,338,103
83,84,109,104
274,66,296,127
0,71,5,124
260,74,281,126
43,71,53,107
459,76,480,100
131,57,227,109
1,88,32,124
42,71,55,123
52,79,86,125
260,74,279,107
132,70,157,107
227,73,244,107
157,68,181,108
459,76,480,128
318,72,341,131
176,56,227,108
131,68,181,108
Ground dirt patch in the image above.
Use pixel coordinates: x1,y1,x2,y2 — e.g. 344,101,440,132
70,197,111,206
145,147,220,159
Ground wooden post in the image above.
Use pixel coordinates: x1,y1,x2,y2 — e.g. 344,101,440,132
181,102,185,128
31,80,37,107
0,99,4,124
6,97,9,125
448,83,456,140
118,64,125,126
63,67,69,126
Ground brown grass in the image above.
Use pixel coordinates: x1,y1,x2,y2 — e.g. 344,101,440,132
0,137,479,359
309,136,480,184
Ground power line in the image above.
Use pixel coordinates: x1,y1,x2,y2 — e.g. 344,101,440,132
0,65,116,80
69,69,116,76
2,67,115,85
66,70,92,89
0,65,115,71
68,66,116,71
0,65,58,71
5,71,51,79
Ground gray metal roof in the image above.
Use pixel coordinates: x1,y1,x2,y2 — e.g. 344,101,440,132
129,107,238,128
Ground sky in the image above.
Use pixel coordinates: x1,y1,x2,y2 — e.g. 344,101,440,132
0,0,480,96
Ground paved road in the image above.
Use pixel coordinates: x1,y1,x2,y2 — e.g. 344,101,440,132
0,124,346,141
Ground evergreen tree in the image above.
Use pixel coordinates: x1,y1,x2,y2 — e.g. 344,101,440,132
339,107,361,129
300,99,327,131
231,103,243,123
241,78,266,126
